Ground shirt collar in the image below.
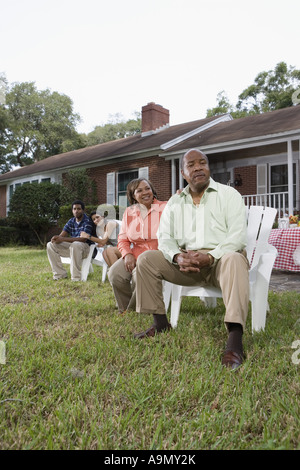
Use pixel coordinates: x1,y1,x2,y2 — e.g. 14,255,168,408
180,177,217,198
73,213,88,224
131,198,163,213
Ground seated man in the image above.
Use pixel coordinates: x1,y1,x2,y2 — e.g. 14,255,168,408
134,149,249,370
47,200,94,281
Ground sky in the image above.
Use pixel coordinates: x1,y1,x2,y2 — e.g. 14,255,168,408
1,0,300,134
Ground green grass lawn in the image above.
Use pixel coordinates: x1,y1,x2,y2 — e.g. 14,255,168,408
0,247,299,450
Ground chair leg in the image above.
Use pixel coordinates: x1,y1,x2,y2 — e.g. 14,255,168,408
251,276,269,332
251,299,267,333
162,281,172,312
201,297,217,308
81,260,91,281
80,246,95,281
251,252,276,332
101,263,108,282
170,285,183,328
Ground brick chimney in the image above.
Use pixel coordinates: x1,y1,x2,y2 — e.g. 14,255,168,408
141,102,170,135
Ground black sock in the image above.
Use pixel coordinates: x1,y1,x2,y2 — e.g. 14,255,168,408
226,323,244,357
153,314,169,332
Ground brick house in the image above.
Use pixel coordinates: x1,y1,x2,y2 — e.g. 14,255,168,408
0,102,299,218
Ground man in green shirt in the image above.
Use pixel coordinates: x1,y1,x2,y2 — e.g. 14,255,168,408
134,149,249,370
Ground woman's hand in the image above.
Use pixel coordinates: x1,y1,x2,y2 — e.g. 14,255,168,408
124,253,136,273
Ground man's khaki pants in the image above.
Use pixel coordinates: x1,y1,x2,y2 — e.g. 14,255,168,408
136,250,249,330
47,241,90,281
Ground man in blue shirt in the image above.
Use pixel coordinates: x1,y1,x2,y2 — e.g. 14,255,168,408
47,200,94,281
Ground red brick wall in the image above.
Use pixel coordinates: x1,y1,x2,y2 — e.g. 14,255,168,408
61,160,258,207
234,166,256,195
0,185,6,218
86,155,172,204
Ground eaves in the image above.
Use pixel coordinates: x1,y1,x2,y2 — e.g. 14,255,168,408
0,146,163,184
161,128,300,159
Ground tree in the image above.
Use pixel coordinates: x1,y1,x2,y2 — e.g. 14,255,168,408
61,168,97,205
7,182,63,246
1,81,83,171
237,62,300,114
207,62,300,118
206,91,235,117
0,73,9,172
86,112,141,146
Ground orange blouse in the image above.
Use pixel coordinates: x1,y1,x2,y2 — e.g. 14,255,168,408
118,199,166,260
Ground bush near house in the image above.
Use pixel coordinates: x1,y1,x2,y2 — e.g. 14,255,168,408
7,182,62,247
0,218,38,246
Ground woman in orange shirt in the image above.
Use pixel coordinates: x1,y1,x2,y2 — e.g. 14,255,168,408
108,178,166,314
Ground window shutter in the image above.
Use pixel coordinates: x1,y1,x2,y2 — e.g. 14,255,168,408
106,172,115,205
138,167,149,179
257,164,267,194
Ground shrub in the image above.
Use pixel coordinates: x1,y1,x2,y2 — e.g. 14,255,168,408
7,182,62,246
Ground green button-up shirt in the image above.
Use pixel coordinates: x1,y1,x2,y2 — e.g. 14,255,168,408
158,178,247,263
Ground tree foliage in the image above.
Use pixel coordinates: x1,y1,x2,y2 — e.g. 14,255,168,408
7,182,63,246
206,91,235,117
0,80,84,172
61,168,98,206
0,74,9,172
207,62,300,118
86,113,141,146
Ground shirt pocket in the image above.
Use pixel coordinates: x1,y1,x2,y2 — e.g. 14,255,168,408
209,210,226,233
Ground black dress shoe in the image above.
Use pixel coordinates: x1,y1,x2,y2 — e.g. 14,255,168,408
134,323,171,339
221,350,244,370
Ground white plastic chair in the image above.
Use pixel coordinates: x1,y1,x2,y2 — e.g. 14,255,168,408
91,220,123,282
168,206,278,333
163,280,172,311
91,248,109,282
61,243,96,282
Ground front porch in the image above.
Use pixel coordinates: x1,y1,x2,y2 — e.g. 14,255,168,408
242,191,291,217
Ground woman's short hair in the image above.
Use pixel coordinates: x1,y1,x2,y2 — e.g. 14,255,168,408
126,178,158,205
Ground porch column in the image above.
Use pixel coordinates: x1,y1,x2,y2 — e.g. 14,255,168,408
287,139,293,215
171,158,176,195
179,162,184,189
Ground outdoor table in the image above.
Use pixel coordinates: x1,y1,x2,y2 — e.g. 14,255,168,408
268,228,300,272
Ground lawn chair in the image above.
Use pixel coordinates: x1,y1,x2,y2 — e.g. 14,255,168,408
90,220,123,282
61,243,96,282
167,206,278,333
90,248,109,282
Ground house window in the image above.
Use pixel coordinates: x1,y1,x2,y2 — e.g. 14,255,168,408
270,163,296,207
117,170,138,207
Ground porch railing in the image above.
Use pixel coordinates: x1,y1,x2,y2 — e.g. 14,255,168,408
242,192,288,216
